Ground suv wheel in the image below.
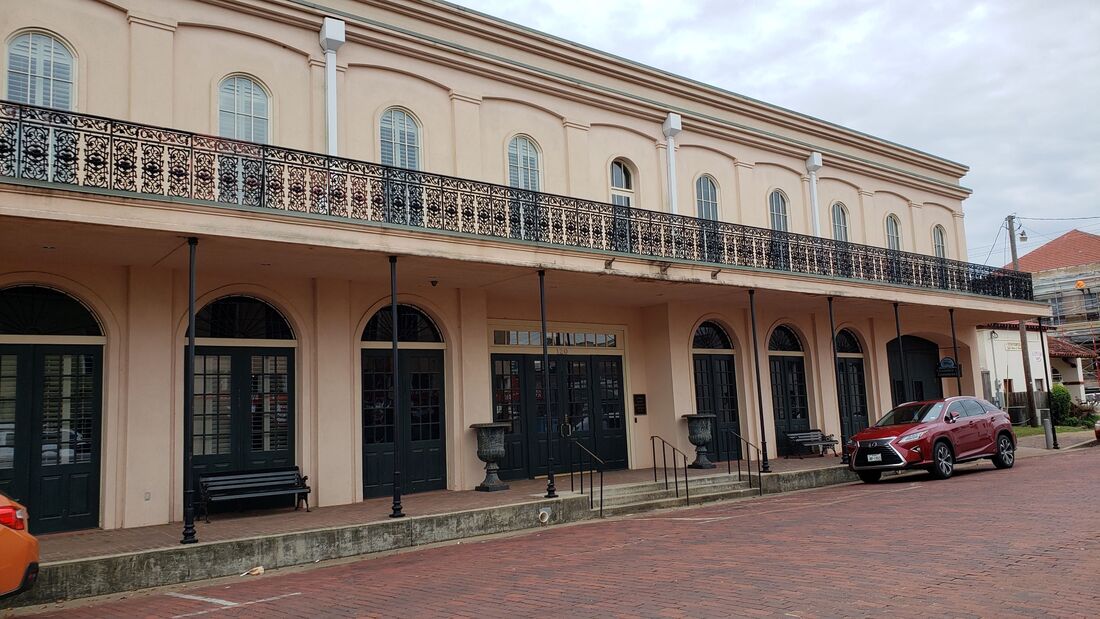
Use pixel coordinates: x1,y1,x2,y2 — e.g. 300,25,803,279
857,470,882,484
929,441,954,480
991,434,1015,469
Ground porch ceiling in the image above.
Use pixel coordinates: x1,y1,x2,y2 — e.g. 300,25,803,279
1,216,1044,325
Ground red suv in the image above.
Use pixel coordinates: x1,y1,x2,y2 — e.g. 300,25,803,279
847,397,1016,483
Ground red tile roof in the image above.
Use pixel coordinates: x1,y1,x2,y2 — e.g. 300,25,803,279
1047,336,1098,359
1008,229,1100,273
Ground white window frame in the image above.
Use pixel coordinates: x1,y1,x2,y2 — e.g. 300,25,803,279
832,202,849,242
380,107,421,170
932,224,948,258
6,30,75,110
610,159,635,207
695,175,719,220
217,74,270,144
769,190,789,232
507,135,541,192
886,214,902,251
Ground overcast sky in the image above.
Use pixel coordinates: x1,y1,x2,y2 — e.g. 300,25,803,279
458,0,1099,265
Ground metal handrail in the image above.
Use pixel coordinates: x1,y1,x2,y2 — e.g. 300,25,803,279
650,435,691,505
567,438,604,518
0,100,1033,302
716,428,765,496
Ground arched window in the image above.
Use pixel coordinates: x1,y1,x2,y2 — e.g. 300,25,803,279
193,296,293,339
380,108,420,170
363,305,442,343
769,191,789,232
768,325,802,352
693,321,733,349
885,214,902,251
832,202,849,242
610,159,634,207
932,225,948,258
835,329,862,354
695,175,719,220
7,31,74,110
507,135,540,191
218,75,269,143
0,285,100,335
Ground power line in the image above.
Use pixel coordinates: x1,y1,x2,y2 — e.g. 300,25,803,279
982,220,1005,266
1016,215,1100,222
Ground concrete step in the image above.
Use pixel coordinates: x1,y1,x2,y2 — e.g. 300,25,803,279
598,481,751,508
593,473,752,498
599,486,761,518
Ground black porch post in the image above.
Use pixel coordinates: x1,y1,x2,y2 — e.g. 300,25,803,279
389,256,405,518
539,269,557,498
893,302,909,404
827,297,849,464
948,308,963,395
181,237,198,544
748,290,771,473
1037,316,1058,449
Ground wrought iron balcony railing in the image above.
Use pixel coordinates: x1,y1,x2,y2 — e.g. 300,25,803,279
0,101,1032,301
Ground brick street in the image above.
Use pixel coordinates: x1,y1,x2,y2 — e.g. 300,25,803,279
23,449,1098,618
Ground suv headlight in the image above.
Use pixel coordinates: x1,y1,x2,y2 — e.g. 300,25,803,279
897,430,927,444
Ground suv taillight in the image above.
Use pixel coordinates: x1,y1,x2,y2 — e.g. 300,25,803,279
0,505,27,530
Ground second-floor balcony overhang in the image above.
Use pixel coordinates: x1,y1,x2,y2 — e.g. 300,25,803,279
0,101,1033,303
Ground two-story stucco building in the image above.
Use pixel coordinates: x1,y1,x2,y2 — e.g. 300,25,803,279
0,0,1044,534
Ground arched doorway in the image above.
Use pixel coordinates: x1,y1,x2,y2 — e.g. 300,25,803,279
0,285,103,533
692,321,740,459
768,325,810,456
189,296,296,478
887,335,943,404
835,329,870,438
361,305,446,498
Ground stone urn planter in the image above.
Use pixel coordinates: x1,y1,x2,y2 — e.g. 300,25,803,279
681,413,717,469
470,422,512,491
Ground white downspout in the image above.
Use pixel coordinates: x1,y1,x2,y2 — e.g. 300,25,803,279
806,151,823,236
662,112,682,214
319,17,345,156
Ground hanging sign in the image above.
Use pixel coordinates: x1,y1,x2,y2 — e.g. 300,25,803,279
936,356,961,378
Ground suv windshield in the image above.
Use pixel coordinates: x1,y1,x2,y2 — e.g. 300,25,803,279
875,402,944,426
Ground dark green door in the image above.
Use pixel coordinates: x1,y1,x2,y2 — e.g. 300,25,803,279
191,347,294,478
490,354,626,480
0,344,102,534
693,353,741,460
837,357,869,439
770,355,809,456
362,349,445,498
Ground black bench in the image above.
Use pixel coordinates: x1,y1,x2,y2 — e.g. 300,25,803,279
197,467,310,522
783,430,839,459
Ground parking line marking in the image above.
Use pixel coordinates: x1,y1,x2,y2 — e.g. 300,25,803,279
165,593,238,607
169,592,301,618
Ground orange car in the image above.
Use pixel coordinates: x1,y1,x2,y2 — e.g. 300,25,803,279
0,492,39,599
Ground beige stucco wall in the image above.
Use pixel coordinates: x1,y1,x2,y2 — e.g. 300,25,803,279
3,0,974,258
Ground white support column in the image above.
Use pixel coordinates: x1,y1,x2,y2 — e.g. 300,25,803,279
806,152,823,236
662,112,682,214
319,17,345,156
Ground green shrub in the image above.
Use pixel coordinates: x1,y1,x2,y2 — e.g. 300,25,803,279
1050,384,1073,425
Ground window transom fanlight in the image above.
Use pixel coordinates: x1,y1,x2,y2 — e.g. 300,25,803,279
693,321,733,349
363,304,442,342
768,325,802,352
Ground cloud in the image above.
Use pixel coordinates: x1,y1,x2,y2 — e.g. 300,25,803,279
458,0,1100,262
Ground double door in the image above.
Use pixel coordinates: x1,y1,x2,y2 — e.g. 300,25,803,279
0,344,101,534
362,349,446,498
491,354,627,480
836,357,869,439
692,354,741,460
770,355,809,456
191,347,294,478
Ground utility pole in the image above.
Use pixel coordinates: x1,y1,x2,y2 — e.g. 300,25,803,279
1007,215,1039,427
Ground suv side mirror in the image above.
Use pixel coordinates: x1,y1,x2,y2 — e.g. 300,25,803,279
945,411,959,424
